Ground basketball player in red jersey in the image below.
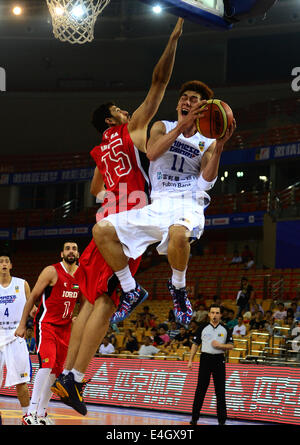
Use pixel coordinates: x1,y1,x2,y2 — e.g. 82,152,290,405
15,241,82,425
49,18,184,416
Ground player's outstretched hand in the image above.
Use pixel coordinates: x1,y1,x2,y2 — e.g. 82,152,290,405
171,17,184,40
178,101,208,134
14,324,26,338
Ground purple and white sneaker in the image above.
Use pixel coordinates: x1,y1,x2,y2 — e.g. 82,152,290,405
167,280,193,325
111,283,148,324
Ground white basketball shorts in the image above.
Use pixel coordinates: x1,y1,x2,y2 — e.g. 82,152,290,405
0,337,31,387
102,195,206,259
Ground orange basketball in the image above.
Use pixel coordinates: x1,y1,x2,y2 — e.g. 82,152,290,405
196,99,234,139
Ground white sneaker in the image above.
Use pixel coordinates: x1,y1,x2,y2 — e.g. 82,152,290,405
38,413,54,425
22,413,40,425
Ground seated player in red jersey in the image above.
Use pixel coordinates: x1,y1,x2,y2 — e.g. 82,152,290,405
48,18,184,416
15,241,82,425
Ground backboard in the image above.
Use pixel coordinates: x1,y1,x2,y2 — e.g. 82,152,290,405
140,0,278,29
140,0,233,29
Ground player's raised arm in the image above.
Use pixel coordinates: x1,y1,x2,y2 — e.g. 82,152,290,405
198,119,236,190
15,266,57,338
128,17,184,149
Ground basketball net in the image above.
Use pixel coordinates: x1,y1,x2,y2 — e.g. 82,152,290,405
46,0,111,44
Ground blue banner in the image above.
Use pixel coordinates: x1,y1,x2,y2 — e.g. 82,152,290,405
0,167,94,186
204,211,264,229
0,211,265,240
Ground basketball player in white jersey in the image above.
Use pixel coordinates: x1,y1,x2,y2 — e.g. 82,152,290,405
0,252,32,423
93,80,236,325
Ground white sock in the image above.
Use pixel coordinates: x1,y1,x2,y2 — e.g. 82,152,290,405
28,368,51,414
115,265,136,293
36,373,56,418
171,267,187,289
62,369,70,375
22,406,29,416
71,368,84,383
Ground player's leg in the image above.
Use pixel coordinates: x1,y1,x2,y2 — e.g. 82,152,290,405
35,371,56,425
166,224,193,325
23,323,57,424
168,224,190,286
63,298,94,372
2,340,31,423
51,294,116,415
16,382,30,416
92,209,159,322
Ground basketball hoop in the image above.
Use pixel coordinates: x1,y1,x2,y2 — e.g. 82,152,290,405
46,0,111,44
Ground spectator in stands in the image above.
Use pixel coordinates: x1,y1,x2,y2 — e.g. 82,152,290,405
229,249,242,266
121,329,139,353
236,277,254,317
131,313,145,328
98,337,115,355
158,326,171,346
150,327,164,346
263,311,278,335
143,313,157,329
241,308,252,325
241,245,255,270
221,307,231,325
172,326,191,348
167,321,181,340
250,300,264,316
290,302,300,320
106,326,117,349
286,307,296,320
192,293,204,312
188,320,199,339
225,309,238,330
273,302,287,321
192,303,208,324
139,305,156,324
167,309,176,323
138,336,160,359
284,316,296,337
232,316,247,336
25,327,36,354
249,311,266,331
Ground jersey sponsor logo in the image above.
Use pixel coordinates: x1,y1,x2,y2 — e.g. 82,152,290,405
198,142,205,151
20,372,28,378
0,295,16,304
170,140,200,159
15,286,19,293
62,290,78,299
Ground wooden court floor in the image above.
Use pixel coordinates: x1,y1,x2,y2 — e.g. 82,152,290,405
0,395,272,427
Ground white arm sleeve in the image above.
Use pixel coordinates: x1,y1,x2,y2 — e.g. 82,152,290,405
197,172,218,191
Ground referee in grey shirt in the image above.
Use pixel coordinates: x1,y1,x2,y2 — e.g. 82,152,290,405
188,304,233,425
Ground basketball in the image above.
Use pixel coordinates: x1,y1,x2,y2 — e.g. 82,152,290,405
196,99,234,139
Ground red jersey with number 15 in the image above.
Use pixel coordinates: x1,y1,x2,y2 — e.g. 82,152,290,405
34,262,81,327
91,123,150,218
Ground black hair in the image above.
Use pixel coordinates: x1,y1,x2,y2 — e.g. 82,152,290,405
209,303,221,312
91,102,115,133
62,241,78,250
179,80,214,101
0,251,12,262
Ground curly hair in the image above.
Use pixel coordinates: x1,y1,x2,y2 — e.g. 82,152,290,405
179,80,214,100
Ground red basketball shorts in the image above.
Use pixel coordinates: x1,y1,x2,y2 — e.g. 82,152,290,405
74,239,141,308
35,322,71,377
